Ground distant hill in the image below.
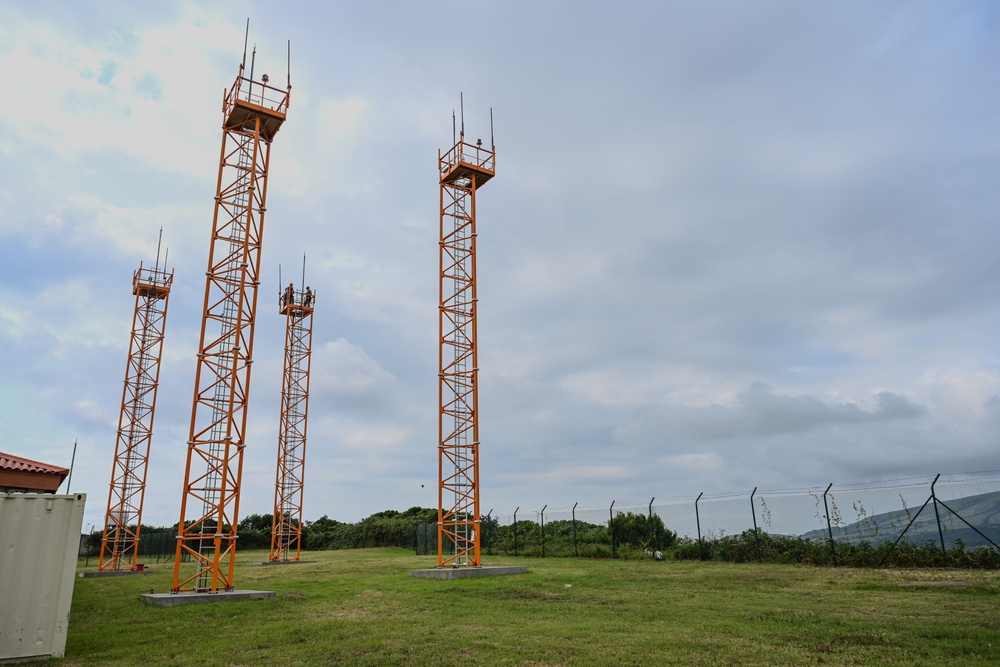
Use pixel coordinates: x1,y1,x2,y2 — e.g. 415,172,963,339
800,490,1000,549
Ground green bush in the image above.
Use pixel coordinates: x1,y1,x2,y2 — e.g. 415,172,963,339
616,544,653,561
576,543,613,559
666,530,1000,569
609,512,677,551
302,507,438,551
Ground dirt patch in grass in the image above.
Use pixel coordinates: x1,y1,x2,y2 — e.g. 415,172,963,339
482,587,568,603
898,580,970,588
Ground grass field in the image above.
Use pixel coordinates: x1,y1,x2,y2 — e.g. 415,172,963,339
58,548,999,666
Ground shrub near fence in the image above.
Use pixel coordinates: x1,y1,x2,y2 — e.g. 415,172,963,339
301,507,437,550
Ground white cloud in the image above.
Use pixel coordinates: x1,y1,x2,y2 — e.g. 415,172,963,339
0,7,233,179
311,337,400,397
316,97,368,143
662,452,724,472
615,384,927,446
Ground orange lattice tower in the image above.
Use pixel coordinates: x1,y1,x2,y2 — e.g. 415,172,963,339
172,39,291,592
269,280,315,561
438,104,495,567
99,259,173,571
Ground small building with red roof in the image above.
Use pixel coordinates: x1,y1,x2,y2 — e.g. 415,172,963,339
0,452,69,493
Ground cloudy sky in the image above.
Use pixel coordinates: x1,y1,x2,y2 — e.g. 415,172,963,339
2,2,999,533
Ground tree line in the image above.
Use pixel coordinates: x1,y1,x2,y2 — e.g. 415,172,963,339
80,507,999,569
79,507,439,558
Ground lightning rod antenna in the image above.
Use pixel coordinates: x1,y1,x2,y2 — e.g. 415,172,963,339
287,40,291,88
250,44,257,83
301,254,306,291
452,110,456,145
241,19,249,72
279,264,283,296
460,92,465,140
155,226,164,274
66,438,77,493
490,107,495,150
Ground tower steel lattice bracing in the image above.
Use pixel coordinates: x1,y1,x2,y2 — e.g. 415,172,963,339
99,263,173,571
438,129,495,567
172,59,290,592
269,284,315,561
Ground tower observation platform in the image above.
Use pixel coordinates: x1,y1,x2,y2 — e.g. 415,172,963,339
278,285,314,318
224,74,289,142
133,265,172,300
439,139,495,188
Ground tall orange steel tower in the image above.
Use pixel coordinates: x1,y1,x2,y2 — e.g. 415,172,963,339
172,38,291,592
438,104,495,567
269,279,315,562
99,257,173,571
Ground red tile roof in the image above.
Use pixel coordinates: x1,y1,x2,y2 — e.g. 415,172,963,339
0,452,69,476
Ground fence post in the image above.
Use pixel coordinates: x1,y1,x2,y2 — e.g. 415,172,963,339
540,505,547,558
486,510,493,556
822,483,836,566
750,487,761,561
610,500,616,558
930,473,947,562
695,492,704,560
572,501,579,557
648,497,655,549
513,507,519,557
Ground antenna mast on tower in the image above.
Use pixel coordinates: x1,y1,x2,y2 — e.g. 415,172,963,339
172,26,292,593
437,99,495,567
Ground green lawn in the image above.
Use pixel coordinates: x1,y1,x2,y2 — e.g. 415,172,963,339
58,548,999,666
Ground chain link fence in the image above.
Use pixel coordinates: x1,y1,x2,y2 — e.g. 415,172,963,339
78,527,180,566
416,471,1000,566
77,471,1000,568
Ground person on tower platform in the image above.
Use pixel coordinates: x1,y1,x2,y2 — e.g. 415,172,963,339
283,282,295,308
304,286,313,307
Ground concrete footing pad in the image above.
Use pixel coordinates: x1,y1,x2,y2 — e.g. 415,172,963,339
79,569,154,578
410,566,528,580
140,590,275,607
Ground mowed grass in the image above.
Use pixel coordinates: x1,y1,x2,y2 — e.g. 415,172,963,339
58,548,999,666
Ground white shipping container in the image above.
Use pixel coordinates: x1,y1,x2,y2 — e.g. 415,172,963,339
0,493,86,662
